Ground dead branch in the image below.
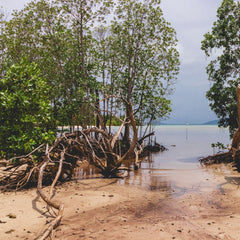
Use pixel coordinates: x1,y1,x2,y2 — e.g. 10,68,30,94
36,148,64,240
138,131,155,145
49,150,65,199
8,144,45,163
111,116,127,149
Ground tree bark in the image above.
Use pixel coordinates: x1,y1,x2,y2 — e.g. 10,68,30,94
230,85,240,159
36,150,64,240
237,84,240,128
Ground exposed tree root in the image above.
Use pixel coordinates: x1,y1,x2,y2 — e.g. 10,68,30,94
199,151,235,165
35,147,65,240
0,95,166,239
0,124,161,238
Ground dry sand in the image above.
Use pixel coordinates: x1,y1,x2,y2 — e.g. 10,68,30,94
1,163,240,240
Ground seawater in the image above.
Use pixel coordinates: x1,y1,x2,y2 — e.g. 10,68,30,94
118,125,232,196
72,125,232,196
152,125,230,169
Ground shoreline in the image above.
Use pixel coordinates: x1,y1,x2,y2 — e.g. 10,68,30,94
1,163,240,239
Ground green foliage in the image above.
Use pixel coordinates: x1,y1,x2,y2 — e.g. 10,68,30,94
201,0,240,136
105,115,143,126
106,117,123,126
93,0,179,128
0,57,57,158
211,142,228,154
0,0,179,137
110,0,179,122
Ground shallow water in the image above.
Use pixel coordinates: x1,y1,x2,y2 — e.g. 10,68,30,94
73,125,232,197
117,125,231,196
150,125,230,169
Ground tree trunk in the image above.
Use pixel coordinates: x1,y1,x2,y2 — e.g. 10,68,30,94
122,102,138,160
237,84,240,128
95,89,100,128
230,85,240,159
123,120,130,147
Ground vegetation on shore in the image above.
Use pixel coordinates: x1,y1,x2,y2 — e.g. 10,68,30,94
202,0,240,137
1,0,240,238
200,0,240,169
0,0,179,182
0,0,179,157
0,1,179,238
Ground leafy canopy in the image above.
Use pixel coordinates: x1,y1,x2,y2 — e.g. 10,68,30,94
94,0,179,125
201,0,240,136
0,0,179,137
0,57,56,158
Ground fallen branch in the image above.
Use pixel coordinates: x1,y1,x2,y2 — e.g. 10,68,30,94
8,144,45,163
36,148,65,240
49,149,65,199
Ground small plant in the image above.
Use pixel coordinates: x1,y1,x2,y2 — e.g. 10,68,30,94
211,142,227,155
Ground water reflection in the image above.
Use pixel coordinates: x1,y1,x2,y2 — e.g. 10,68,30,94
149,175,171,191
72,125,231,197
203,163,233,176
72,162,102,180
72,157,175,197
72,158,228,198
118,168,174,197
72,157,228,198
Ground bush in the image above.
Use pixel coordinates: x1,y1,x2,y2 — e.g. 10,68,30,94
0,57,57,158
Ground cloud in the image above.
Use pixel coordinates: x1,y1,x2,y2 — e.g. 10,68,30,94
158,0,221,123
161,0,220,66
0,0,31,14
161,0,219,26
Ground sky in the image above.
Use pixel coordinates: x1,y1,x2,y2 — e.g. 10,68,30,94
0,0,221,124
160,0,220,124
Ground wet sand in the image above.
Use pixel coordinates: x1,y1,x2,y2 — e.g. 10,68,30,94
1,163,240,240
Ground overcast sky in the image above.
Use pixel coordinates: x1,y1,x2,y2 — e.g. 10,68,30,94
0,0,221,124
161,0,220,124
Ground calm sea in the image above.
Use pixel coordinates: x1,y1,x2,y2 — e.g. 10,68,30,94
73,125,232,195
151,125,230,169
118,125,232,195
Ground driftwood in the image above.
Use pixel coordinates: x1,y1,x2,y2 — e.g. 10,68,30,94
0,95,165,239
0,124,148,238
36,146,65,240
0,124,141,186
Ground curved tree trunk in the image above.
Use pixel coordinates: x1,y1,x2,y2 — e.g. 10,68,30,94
230,85,240,159
122,101,138,160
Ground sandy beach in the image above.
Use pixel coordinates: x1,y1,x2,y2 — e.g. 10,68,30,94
1,163,240,240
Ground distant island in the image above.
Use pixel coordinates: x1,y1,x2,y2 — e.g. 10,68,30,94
151,119,219,125
202,120,219,125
